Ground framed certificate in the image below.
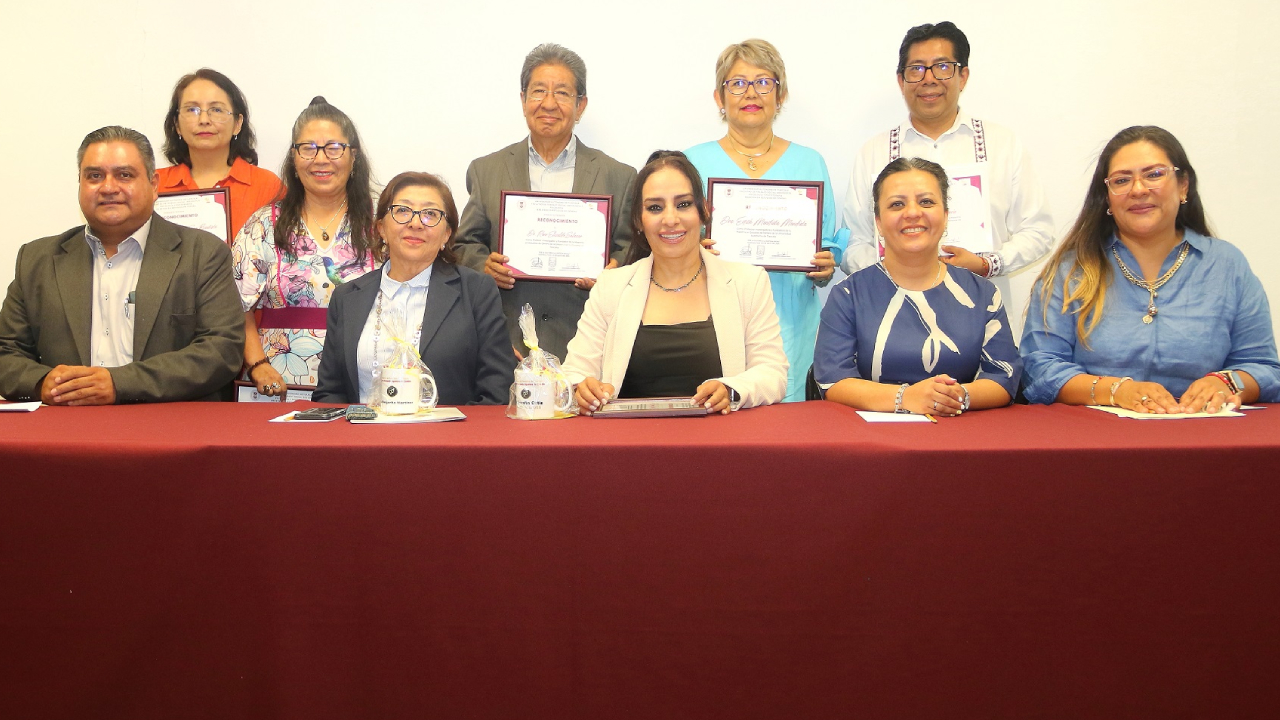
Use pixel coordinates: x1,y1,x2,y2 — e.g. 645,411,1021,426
498,191,613,282
234,381,314,403
155,187,233,242
591,397,709,419
706,178,823,272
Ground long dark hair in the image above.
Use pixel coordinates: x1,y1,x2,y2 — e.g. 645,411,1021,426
275,96,376,261
1034,125,1213,347
622,150,711,266
162,68,260,167
375,172,459,265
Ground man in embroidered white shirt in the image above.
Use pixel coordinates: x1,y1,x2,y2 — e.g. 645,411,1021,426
842,21,1054,282
0,126,243,404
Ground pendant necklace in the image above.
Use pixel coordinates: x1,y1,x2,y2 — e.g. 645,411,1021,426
651,260,705,292
728,133,774,172
1111,241,1189,324
308,200,348,243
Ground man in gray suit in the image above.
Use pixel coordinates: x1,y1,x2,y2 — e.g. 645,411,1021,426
0,126,244,404
455,43,637,361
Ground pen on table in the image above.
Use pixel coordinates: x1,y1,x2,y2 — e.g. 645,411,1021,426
925,413,938,424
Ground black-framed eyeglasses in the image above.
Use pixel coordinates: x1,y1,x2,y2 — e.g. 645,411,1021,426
388,205,445,227
178,105,236,124
525,88,581,104
722,78,779,96
1103,165,1180,195
902,62,963,83
292,142,351,160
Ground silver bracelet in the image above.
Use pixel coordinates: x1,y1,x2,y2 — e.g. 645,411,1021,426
894,383,910,413
1089,375,1102,405
959,385,971,413
1109,376,1133,406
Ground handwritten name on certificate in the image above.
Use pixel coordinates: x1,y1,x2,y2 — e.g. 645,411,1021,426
499,191,613,282
155,188,232,242
707,179,823,272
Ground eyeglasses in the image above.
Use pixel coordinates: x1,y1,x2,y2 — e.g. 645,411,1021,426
902,62,963,83
1103,165,1180,195
525,89,581,104
178,105,235,124
292,142,351,160
388,205,445,227
722,78,780,96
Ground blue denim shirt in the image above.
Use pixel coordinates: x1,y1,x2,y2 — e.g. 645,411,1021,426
1021,229,1280,403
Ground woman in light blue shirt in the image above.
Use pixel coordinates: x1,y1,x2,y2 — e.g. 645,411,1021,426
1021,126,1280,412
684,39,846,402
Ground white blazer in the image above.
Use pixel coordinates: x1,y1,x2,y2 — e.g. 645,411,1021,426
563,249,788,409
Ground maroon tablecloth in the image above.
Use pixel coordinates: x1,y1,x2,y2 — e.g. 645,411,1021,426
2,402,1279,718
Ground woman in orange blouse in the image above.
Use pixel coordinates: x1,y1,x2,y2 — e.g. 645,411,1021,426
158,68,282,238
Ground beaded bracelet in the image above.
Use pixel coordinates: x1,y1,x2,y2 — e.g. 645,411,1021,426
1109,376,1133,406
894,383,910,413
1089,375,1103,405
245,358,270,376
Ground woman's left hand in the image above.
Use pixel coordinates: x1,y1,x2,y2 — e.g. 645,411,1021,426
1178,375,1241,413
692,380,733,415
575,259,618,290
807,250,836,284
940,245,988,276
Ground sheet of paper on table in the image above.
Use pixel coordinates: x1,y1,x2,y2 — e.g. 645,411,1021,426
1088,405,1245,419
348,407,467,424
0,402,43,412
856,411,932,423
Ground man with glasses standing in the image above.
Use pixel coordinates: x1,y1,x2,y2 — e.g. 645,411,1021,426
0,126,243,404
842,22,1054,295
454,43,637,361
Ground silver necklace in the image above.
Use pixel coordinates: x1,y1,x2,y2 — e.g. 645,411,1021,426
651,260,705,292
727,134,774,172
373,288,424,372
881,260,944,290
1111,241,1189,324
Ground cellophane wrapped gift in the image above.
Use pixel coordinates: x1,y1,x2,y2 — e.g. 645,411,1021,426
506,304,577,419
368,307,438,416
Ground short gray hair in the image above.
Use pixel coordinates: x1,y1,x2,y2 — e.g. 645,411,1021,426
520,43,587,97
77,126,156,177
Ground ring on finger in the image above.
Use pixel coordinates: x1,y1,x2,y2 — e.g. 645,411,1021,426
1140,395,1149,402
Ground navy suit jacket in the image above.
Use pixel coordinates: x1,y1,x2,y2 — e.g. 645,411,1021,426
312,259,514,405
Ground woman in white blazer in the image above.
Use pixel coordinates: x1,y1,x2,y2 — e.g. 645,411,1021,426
563,151,788,414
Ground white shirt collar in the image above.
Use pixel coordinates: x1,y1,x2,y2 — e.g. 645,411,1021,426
380,261,433,295
84,217,153,256
901,107,974,142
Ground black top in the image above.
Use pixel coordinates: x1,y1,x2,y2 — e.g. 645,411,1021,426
619,318,722,398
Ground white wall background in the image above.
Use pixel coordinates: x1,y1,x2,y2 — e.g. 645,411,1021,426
4,0,1275,339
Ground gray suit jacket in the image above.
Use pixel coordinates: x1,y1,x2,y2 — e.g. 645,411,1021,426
312,260,515,406
453,138,637,360
0,214,244,402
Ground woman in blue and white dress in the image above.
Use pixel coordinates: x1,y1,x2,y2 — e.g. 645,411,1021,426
814,157,1021,416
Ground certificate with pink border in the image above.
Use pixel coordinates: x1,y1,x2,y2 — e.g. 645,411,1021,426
498,191,613,282
706,178,823,272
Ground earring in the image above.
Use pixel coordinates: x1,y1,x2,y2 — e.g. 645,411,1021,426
719,108,726,116
1180,198,1188,204
233,133,239,141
